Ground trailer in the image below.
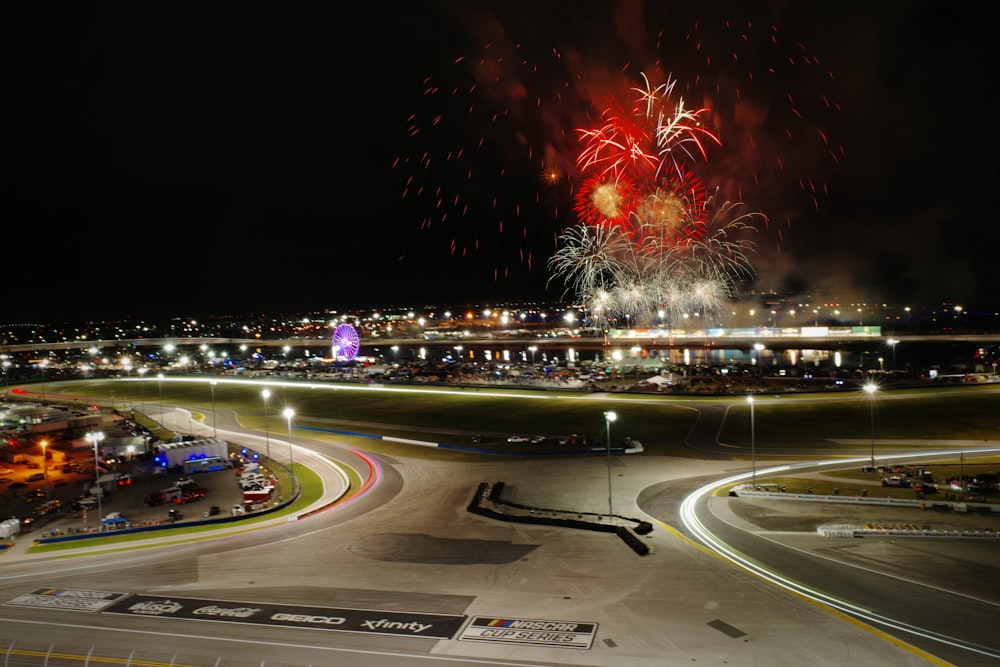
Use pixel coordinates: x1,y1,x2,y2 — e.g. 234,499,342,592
242,488,272,509
154,437,229,471
0,518,19,539
182,456,229,474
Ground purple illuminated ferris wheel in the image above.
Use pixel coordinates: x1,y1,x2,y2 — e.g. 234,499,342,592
331,323,361,361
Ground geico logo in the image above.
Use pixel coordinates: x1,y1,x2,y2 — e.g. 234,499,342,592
272,613,346,625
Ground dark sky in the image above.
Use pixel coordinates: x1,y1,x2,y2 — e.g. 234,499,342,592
3,1,997,323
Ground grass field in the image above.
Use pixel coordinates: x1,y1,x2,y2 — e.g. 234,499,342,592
10,377,1000,522
30,377,1000,459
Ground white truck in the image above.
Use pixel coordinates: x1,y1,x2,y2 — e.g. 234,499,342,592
0,518,19,539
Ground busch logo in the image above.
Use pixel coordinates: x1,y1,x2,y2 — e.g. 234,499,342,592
128,599,183,616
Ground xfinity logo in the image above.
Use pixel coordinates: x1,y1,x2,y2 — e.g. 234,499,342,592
361,618,432,634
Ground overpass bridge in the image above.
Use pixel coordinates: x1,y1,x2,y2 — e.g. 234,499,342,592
3,325,1000,357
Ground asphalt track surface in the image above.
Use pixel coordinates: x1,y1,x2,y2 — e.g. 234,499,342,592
0,386,998,666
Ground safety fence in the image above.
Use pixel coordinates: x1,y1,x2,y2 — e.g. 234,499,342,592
817,523,1000,539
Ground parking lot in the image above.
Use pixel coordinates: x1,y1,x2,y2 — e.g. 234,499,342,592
1,454,277,539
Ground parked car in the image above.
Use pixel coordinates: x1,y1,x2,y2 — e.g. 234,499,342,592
101,512,129,528
36,500,62,515
881,476,911,488
506,435,530,443
8,481,27,489
530,435,548,444
471,434,487,443
176,487,207,504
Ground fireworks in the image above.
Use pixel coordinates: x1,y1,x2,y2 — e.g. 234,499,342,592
395,8,842,316
577,74,718,183
548,71,762,329
549,191,763,328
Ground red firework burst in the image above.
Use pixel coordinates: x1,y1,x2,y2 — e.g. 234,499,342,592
573,174,639,230
631,166,710,246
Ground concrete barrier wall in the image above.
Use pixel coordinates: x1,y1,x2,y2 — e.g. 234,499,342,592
468,482,653,555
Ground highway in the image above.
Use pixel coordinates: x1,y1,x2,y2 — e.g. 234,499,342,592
3,330,1000,356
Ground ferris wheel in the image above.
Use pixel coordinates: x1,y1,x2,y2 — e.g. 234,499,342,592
331,323,361,361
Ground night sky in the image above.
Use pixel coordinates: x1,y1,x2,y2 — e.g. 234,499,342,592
3,1,996,323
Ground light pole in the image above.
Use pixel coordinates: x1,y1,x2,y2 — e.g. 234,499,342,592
138,367,147,414
261,389,271,459
753,343,764,377
157,373,164,423
391,345,399,364
86,431,104,526
864,382,877,470
887,338,899,372
210,380,218,438
959,451,966,497
603,410,617,521
283,407,295,496
39,359,48,399
40,439,49,500
747,396,756,488
122,357,133,411
528,346,537,364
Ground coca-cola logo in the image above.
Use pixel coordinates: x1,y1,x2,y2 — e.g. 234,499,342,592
194,605,261,618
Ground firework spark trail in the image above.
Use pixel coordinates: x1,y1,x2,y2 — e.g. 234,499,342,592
576,74,716,184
